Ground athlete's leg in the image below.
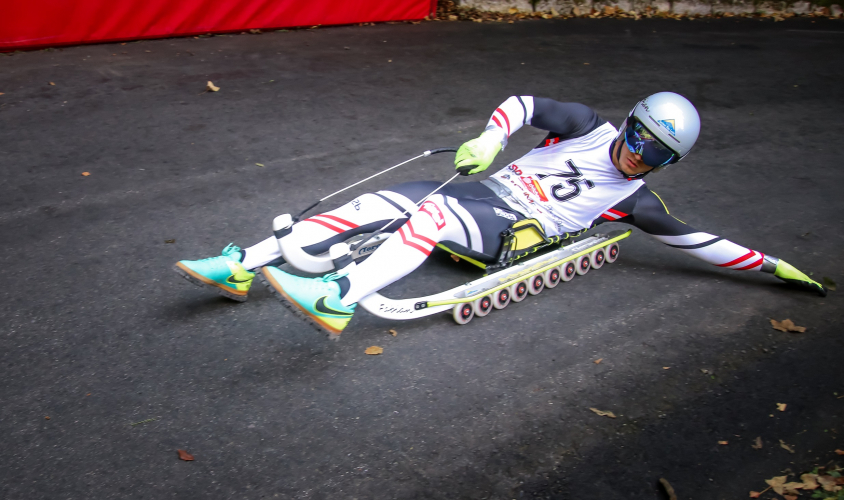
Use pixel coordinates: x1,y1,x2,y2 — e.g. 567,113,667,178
339,194,469,304
252,180,480,271
261,183,521,335
174,182,431,299
340,192,520,304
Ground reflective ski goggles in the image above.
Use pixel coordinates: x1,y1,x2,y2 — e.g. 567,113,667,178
624,119,679,168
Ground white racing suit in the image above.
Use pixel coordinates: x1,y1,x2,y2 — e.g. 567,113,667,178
241,96,779,306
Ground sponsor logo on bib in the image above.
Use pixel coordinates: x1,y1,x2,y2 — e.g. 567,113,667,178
520,175,549,202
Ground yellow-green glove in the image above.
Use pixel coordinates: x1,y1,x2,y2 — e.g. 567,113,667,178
774,260,827,297
454,130,505,176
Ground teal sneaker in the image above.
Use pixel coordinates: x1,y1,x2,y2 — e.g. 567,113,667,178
260,266,356,338
174,244,255,301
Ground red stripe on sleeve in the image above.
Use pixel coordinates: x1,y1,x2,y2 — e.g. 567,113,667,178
495,108,511,135
600,213,616,221
491,115,503,131
607,208,629,218
718,250,755,268
736,257,764,271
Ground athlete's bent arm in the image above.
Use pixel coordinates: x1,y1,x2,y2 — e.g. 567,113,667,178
597,185,827,296
455,96,606,174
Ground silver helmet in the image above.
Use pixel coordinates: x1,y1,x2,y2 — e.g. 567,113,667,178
627,91,700,161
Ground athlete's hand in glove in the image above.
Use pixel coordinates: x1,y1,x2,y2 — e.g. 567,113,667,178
455,129,505,176
774,260,827,297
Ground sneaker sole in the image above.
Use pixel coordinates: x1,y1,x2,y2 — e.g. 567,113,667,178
173,262,249,302
259,267,342,340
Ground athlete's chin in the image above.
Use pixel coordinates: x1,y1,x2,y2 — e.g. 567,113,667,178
619,163,638,177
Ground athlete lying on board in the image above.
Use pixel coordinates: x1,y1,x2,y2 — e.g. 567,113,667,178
174,92,826,336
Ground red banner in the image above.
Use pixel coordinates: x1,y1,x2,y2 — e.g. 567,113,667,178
0,0,437,51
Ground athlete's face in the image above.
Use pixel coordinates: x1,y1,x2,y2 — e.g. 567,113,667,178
612,138,654,177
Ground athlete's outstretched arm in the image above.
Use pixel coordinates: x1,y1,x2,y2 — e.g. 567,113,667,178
455,96,607,174
597,185,827,296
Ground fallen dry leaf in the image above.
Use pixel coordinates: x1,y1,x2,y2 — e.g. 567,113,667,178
836,449,844,455
718,440,729,445
782,482,805,494
49,82,55,85
450,254,460,262
779,439,795,453
365,346,383,355
255,163,264,167
770,318,806,333
164,239,176,244
662,366,670,370
594,358,603,364
589,407,616,418
81,172,90,176
206,81,220,92
823,277,837,291
389,329,397,337
44,416,50,420
783,495,797,500
749,492,762,498
767,476,788,494
659,478,677,500
0,92,5,96
177,449,194,461
800,474,819,490
752,436,763,449
817,475,838,491
777,403,787,412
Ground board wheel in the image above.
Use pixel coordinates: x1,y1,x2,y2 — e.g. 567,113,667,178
560,261,576,282
510,280,529,302
453,302,474,325
544,266,561,289
528,274,545,295
493,288,511,309
575,255,591,276
590,248,606,269
473,295,493,317
605,242,620,263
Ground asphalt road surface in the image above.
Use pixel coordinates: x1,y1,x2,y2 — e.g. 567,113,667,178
1,16,843,500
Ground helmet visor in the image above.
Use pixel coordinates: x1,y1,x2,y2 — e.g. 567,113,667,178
624,120,679,168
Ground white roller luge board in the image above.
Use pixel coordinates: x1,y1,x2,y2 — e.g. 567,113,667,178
358,230,630,321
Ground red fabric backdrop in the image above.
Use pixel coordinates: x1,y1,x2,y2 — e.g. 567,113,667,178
1,0,437,50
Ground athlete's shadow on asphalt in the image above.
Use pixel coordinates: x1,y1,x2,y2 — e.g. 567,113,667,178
162,292,248,321
616,254,804,297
